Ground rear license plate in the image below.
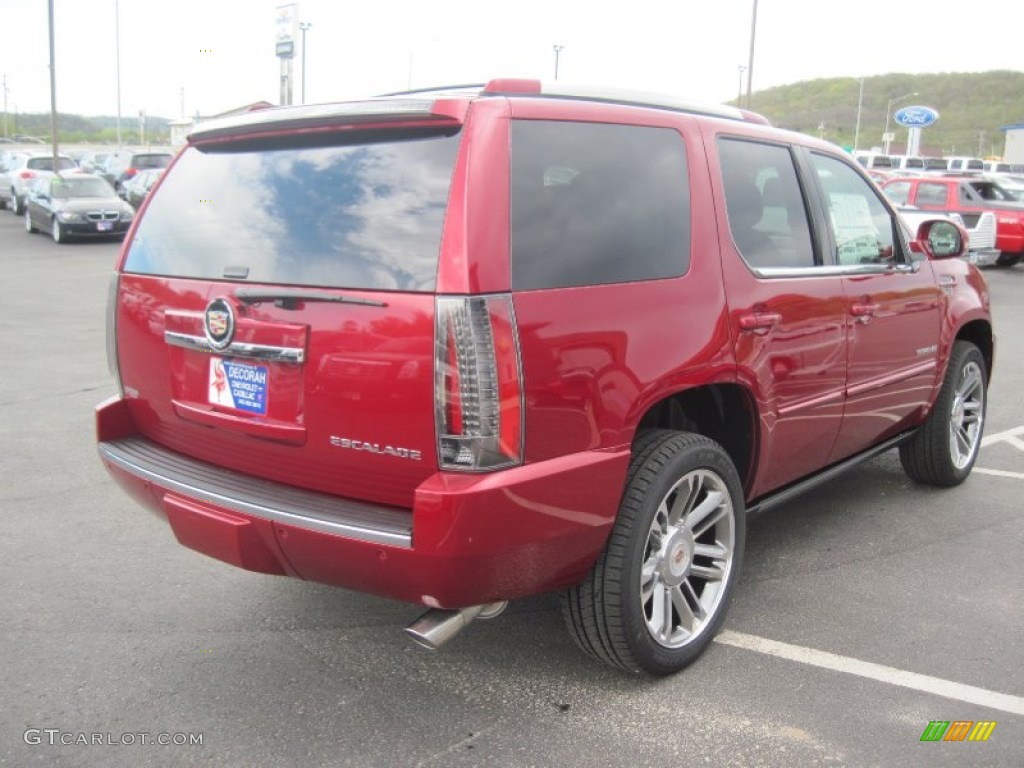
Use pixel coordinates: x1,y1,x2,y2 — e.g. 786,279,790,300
208,357,268,415
97,221,113,231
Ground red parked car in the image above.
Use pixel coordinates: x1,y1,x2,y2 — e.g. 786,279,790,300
880,175,1024,266
97,80,993,675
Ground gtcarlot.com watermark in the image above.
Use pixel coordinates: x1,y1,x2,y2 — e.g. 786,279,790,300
24,728,203,747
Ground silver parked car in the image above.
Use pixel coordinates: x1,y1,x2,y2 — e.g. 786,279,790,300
0,152,78,215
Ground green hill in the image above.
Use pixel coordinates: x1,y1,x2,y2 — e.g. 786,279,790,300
1,112,170,144
740,71,1024,157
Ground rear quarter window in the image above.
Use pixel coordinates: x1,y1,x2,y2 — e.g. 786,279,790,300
883,181,912,205
510,120,690,290
915,183,949,206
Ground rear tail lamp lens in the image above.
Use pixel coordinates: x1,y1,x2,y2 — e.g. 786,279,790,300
19,171,35,179
435,295,523,471
124,168,138,178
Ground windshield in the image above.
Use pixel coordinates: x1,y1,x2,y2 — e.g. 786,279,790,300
52,178,114,198
124,130,461,291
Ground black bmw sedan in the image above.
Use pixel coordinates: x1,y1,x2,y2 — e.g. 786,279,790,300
24,173,135,243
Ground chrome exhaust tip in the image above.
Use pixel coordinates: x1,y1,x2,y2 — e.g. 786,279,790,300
404,601,507,650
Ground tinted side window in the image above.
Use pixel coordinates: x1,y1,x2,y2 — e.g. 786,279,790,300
810,153,899,266
956,185,976,205
510,120,690,290
718,138,815,268
916,183,949,206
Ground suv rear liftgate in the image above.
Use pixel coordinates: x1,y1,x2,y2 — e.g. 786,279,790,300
97,90,632,639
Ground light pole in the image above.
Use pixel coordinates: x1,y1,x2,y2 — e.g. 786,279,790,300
883,90,917,156
737,65,746,107
115,0,122,150
552,44,564,80
745,0,758,107
48,0,58,163
299,21,312,104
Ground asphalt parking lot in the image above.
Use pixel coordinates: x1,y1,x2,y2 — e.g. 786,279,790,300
1,211,1021,767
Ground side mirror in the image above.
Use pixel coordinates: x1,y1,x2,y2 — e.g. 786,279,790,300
910,219,966,260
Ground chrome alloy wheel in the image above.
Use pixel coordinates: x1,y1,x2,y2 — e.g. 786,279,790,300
641,468,735,649
949,359,985,470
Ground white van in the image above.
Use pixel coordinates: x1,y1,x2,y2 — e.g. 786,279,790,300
853,151,895,170
945,156,984,172
889,155,924,171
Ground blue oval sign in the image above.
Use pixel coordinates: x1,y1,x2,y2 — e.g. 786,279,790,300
894,106,939,128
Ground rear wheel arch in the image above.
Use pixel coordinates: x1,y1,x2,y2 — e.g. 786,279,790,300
633,384,757,494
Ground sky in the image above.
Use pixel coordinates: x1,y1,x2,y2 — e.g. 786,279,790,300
1,0,1022,121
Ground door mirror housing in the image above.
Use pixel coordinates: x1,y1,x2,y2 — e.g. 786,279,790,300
910,219,966,260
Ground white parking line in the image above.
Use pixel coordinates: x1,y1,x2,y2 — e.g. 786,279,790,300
973,468,1024,480
715,631,1024,716
981,425,1024,448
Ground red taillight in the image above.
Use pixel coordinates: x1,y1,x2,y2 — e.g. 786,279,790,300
124,168,138,178
435,295,523,471
19,171,35,180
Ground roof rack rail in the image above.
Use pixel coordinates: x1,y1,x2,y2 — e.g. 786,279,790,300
377,84,485,97
481,78,765,124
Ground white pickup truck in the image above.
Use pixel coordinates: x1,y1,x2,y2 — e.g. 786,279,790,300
898,207,999,266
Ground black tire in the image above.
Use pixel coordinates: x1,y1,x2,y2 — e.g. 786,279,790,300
51,217,65,244
561,430,746,675
995,252,1021,267
12,192,25,216
900,341,987,486
24,210,36,234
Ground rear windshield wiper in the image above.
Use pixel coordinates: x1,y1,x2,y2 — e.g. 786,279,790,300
234,288,388,310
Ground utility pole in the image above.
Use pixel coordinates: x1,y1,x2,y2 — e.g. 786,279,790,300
737,65,746,107
553,44,564,80
977,131,985,157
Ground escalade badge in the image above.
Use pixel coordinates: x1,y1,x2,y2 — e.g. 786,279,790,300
204,298,235,350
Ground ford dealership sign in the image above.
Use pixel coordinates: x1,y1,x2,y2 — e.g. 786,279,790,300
894,106,940,128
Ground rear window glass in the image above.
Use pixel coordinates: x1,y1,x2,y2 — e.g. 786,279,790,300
123,132,461,291
510,120,690,290
26,156,76,171
133,154,171,169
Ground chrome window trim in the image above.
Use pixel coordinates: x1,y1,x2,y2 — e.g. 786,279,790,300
164,331,305,364
753,263,914,279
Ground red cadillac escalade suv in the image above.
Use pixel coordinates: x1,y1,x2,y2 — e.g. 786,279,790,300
97,79,993,675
